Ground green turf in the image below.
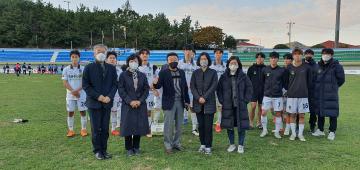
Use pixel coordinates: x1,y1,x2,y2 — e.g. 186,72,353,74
0,74,359,170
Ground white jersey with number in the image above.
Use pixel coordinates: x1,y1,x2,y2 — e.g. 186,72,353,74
112,66,122,111
138,63,155,85
178,59,198,87
138,63,156,109
210,62,226,80
61,65,86,101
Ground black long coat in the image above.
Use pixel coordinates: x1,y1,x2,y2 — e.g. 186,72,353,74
118,70,150,137
217,69,253,130
313,58,345,117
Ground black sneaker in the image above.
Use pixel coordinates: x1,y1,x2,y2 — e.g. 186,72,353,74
126,149,134,157
133,148,141,155
103,152,112,159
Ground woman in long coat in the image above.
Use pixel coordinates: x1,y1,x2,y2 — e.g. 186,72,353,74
190,52,218,155
118,53,150,156
217,56,253,154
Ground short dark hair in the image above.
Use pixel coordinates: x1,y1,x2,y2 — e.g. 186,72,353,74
304,49,314,55
196,52,212,67
226,56,242,70
106,51,117,59
255,52,265,58
70,50,80,58
283,53,293,60
321,48,334,55
183,44,196,54
213,48,224,54
166,52,178,60
139,48,150,55
269,52,279,58
126,53,142,67
292,48,303,55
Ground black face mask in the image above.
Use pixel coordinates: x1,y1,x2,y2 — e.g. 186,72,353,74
169,62,178,69
305,57,312,62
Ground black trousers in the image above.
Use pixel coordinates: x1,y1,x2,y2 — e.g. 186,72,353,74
309,112,317,131
124,135,141,150
88,108,111,154
318,116,337,132
196,109,214,148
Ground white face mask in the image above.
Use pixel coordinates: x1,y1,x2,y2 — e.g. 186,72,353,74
129,62,139,70
200,60,208,68
229,64,238,71
95,53,106,62
322,54,331,62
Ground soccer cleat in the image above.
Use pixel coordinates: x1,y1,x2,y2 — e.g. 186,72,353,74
289,134,296,141
198,145,206,153
67,130,75,137
237,145,244,154
215,123,222,133
146,133,153,138
111,130,120,136
80,129,88,137
274,132,282,139
192,130,199,136
327,132,336,141
260,130,268,137
227,145,236,152
298,135,306,142
312,129,325,137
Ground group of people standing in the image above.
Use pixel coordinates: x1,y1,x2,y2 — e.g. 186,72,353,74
61,44,345,160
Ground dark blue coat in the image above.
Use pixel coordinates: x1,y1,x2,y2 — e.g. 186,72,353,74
82,62,117,109
154,68,190,110
313,58,345,117
118,70,150,136
217,69,253,130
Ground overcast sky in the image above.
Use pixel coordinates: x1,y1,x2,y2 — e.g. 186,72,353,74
40,0,360,48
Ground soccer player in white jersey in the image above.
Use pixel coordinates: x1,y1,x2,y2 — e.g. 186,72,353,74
178,45,199,136
106,51,122,136
210,48,226,133
138,49,160,138
62,50,88,137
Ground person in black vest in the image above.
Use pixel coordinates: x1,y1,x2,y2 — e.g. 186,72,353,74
217,56,253,154
118,54,150,157
190,52,218,155
82,44,118,160
153,52,190,154
312,48,345,141
247,52,266,129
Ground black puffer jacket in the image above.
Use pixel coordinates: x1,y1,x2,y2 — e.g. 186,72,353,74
313,58,345,117
247,63,266,95
217,69,253,130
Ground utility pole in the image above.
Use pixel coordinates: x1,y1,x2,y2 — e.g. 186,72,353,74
120,26,127,49
287,21,295,48
101,30,104,44
64,1,71,49
335,0,341,48
112,25,115,49
90,31,93,47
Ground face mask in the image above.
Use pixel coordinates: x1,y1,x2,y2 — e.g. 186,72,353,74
322,55,331,62
229,64,238,71
95,53,106,62
129,62,139,70
305,56,312,62
200,60,208,68
169,62,178,69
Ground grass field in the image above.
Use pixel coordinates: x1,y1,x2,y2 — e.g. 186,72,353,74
0,74,360,170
